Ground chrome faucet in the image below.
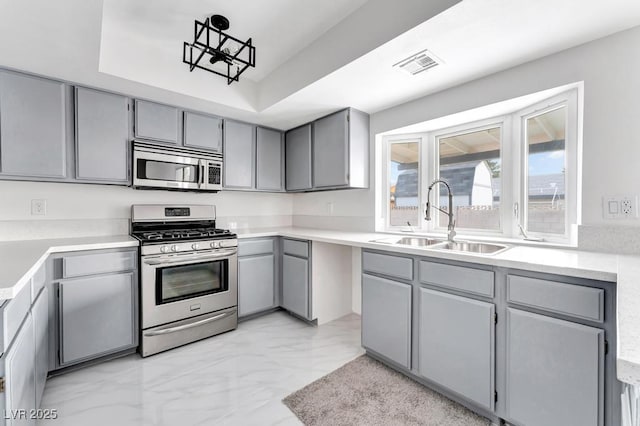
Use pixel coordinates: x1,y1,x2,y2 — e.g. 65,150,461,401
425,179,456,242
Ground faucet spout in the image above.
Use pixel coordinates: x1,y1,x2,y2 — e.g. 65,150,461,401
425,179,456,242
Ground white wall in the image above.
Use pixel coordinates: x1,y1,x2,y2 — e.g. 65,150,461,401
0,180,293,239
293,24,640,229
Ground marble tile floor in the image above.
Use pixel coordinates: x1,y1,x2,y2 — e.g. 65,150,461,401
38,312,364,426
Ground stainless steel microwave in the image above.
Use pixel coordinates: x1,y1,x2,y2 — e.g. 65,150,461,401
133,141,222,192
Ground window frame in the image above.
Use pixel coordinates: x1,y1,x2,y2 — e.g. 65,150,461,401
381,133,427,231
429,117,512,237
514,89,579,243
379,88,580,244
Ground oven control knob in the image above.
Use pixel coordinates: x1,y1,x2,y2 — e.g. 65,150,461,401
170,245,178,252
191,243,199,250
210,241,220,249
160,245,169,253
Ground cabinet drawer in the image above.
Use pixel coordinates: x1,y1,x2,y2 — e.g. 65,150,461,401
0,282,31,354
362,251,413,281
238,239,274,257
283,239,309,258
63,250,136,278
507,275,604,322
420,261,494,298
31,263,46,302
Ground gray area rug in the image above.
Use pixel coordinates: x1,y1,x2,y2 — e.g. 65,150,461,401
283,355,491,426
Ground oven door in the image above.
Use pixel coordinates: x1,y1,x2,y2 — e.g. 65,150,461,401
141,249,238,329
133,149,202,190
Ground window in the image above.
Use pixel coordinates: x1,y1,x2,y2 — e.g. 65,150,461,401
387,139,421,228
436,125,502,232
380,88,580,243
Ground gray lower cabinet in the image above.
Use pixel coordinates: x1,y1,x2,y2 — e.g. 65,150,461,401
59,272,136,366
2,313,36,425
0,70,67,179
134,100,179,144
238,254,276,317
75,87,129,183
223,120,255,189
285,124,312,191
183,111,222,152
362,274,412,369
418,287,495,410
282,254,310,319
506,308,604,426
256,127,283,191
32,288,48,409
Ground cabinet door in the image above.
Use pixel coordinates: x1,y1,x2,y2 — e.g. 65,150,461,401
183,111,222,152
313,110,349,188
285,124,312,191
223,120,255,189
32,288,48,409
362,274,412,369
75,87,129,183
238,254,275,317
3,314,36,425
0,71,67,178
282,254,310,319
256,127,283,191
59,272,136,366
418,288,495,410
506,308,604,426
134,100,179,144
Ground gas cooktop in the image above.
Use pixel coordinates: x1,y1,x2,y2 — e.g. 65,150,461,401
133,227,235,243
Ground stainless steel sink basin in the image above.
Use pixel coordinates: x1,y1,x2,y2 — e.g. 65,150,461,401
434,241,509,255
396,237,444,247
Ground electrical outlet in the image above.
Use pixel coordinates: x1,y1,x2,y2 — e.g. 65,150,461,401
31,199,47,216
621,196,638,218
603,195,638,219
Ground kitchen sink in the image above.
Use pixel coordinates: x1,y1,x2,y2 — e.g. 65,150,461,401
433,241,509,255
396,237,444,247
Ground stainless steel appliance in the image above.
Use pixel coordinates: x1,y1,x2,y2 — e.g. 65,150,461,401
132,141,222,192
131,204,237,357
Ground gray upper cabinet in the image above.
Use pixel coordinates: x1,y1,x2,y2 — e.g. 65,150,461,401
0,70,67,178
183,111,222,152
362,273,412,369
59,272,136,366
75,87,129,183
134,100,179,144
223,120,255,189
313,109,349,188
3,313,36,425
312,108,369,190
285,124,312,191
256,127,283,191
506,308,604,426
418,287,495,411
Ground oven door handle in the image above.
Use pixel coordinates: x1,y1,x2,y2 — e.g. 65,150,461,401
143,250,237,266
198,159,205,189
143,310,236,337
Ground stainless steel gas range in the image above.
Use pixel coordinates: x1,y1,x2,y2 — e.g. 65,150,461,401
131,204,238,357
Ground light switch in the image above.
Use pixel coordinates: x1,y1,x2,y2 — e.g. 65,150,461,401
608,201,619,215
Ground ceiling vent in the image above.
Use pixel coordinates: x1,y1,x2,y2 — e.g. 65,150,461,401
393,49,441,76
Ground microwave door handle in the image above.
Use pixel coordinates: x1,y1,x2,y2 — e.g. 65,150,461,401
198,160,205,188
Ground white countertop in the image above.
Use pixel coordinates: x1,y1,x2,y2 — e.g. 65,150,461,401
235,226,640,385
2,228,639,385
0,235,138,300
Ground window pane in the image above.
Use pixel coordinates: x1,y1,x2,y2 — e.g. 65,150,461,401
526,106,566,235
437,127,501,230
389,142,420,226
